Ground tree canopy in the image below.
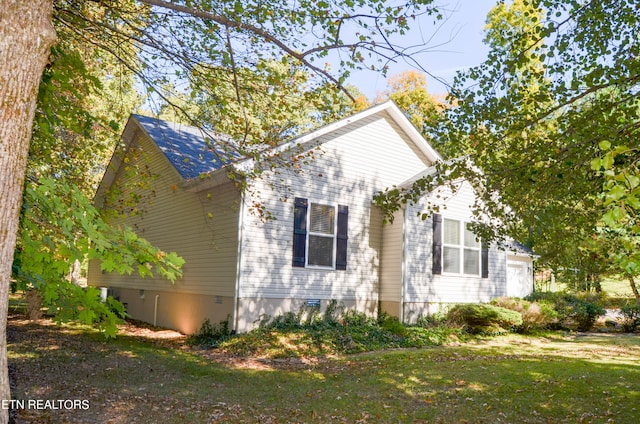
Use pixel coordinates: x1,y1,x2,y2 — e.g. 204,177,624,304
374,69,446,136
375,0,639,291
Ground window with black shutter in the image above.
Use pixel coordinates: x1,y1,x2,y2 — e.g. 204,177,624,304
292,198,348,270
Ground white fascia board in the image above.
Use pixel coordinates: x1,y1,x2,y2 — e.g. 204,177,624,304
382,102,443,164
396,164,439,190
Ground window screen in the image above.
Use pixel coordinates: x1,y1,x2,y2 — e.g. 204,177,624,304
307,203,336,267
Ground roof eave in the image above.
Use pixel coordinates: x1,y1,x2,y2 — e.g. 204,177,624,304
181,165,239,192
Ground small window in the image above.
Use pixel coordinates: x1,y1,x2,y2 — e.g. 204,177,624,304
292,198,348,270
442,218,481,276
307,203,336,267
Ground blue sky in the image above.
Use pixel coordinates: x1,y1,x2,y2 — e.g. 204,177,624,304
350,1,497,99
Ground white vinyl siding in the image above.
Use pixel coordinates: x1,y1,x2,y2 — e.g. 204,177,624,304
403,181,508,306
88,130,240,297
379,208,404,302
237,110,433,302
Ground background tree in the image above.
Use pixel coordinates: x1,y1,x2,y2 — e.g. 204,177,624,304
374,70,446,136
377,0,639,293
157,60,370,146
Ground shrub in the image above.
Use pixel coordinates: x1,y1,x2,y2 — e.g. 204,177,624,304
490,297,558,333
525,292,605,331
620,304,640,332
415,312,447,328
263,311,304,330
380,315,406,336
187,317,231,347
573,300,606,331
258,303,323,330
447,303,523,335
341,309,374,327
576,291,609,306
404,326,466,346
322,299,344,327
216,302,467,357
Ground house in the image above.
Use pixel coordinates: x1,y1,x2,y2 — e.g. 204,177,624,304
88,101,534,334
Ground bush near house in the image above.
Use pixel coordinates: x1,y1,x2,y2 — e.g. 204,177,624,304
525,292,606,331
188,303,467,357
490,297,558,333
186,317,231,347
187,294,611,358
446,303,523,335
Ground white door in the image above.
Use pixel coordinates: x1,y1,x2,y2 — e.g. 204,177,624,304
506,259,532,298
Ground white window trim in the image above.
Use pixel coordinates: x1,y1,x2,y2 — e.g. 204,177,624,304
305,201,337,269
442,218,481,277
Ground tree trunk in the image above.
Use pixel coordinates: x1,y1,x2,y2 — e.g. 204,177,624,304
0,1,56,422
628,275,640,301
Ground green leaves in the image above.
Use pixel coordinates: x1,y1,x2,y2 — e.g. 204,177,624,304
13,176,185,337
373,0,638,290
599,140,612,151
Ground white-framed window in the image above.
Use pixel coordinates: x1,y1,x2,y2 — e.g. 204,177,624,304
442,218,481,276
292,198,348,270
306,202,336,268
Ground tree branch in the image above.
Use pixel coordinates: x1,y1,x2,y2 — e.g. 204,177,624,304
138,0,356,100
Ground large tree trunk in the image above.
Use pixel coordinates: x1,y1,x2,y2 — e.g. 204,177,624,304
0,1,56,422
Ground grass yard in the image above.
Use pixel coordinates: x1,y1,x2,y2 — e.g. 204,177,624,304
601,278,636,299
7,312,640,424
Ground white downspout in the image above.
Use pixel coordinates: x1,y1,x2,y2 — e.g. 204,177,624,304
153,295,159,327
399,207,408,324
232,191,246,333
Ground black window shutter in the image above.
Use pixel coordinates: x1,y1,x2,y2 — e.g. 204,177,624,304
336,205,348,270
432,214,442,275
292,198,308,267
481,242,489,278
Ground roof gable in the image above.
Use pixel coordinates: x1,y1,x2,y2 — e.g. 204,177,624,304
263,100,442,166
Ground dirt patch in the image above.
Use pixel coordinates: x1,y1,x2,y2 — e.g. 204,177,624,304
115,319,188,350
193,348,332,371
115,318,334,371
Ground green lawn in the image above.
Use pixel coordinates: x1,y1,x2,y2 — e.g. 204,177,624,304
8,314,640,423
601,277,636,298
536,276,636,306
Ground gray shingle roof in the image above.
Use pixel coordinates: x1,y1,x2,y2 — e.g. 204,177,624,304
133,114,233,179
503,239,535,256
